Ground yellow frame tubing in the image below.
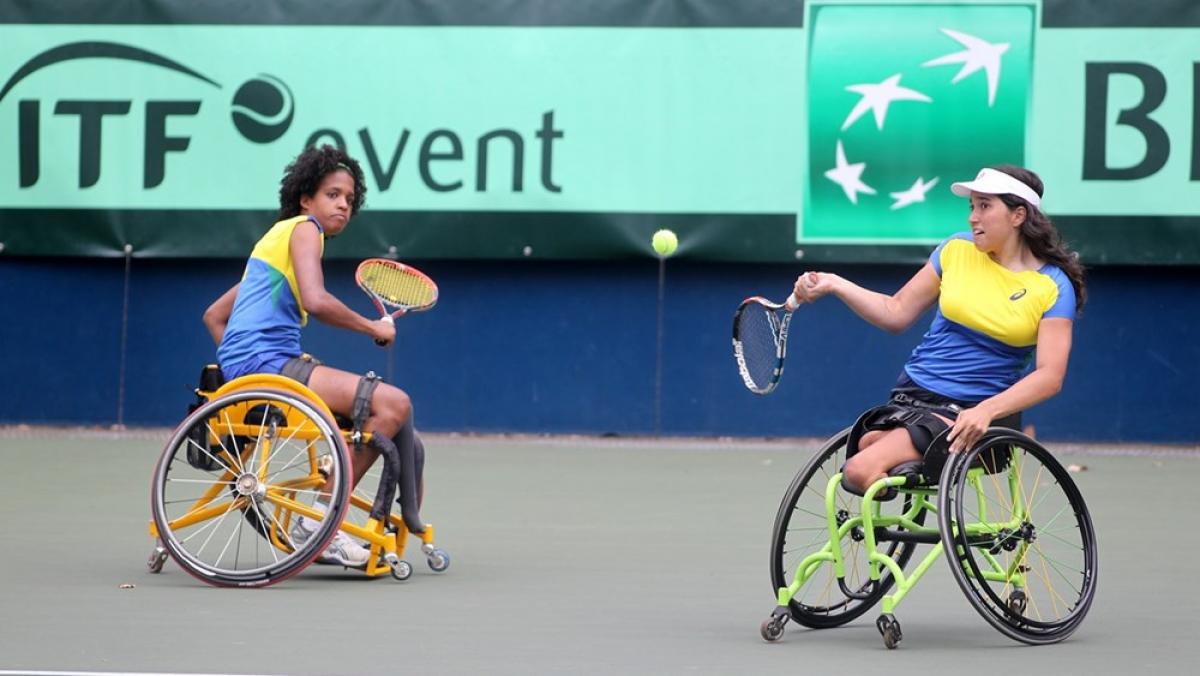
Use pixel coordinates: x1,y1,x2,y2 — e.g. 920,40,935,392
167,373,440,579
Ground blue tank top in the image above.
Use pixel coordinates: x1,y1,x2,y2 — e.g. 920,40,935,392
217,215,324,378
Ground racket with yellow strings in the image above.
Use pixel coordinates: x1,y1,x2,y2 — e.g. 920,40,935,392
355,259,439,346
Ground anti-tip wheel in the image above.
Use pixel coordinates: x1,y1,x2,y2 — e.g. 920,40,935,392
426,549,450,572
876,614,902,649
390,560,413,581
147,545,167,574
760,617,785,642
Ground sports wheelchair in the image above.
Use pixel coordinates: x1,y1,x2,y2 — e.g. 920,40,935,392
146,367,449,587
761,422,1097,648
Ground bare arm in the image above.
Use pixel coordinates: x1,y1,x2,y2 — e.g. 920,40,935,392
947,317,1073,452
290,222,395,345
203,284,239,345
795,262,941,334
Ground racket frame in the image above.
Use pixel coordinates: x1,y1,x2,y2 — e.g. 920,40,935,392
355,258,439,320
732,293,800,395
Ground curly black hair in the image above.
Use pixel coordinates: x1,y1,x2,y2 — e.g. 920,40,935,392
278,144,367,219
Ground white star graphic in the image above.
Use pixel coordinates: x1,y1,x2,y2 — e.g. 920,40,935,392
841,74,932,131
922,28,1010,107
824,140,876,204
889,176,939,210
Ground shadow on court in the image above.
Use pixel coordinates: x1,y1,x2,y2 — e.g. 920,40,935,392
0,432,1195,675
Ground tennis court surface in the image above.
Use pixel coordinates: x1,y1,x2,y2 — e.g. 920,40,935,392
1,430,1196,675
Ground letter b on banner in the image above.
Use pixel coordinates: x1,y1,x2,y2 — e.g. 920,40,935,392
1082,62,1169,180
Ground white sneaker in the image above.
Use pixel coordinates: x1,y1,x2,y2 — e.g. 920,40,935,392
290,515,371,569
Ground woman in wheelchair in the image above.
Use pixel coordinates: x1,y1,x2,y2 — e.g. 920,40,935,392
199,145,425,570
763,165,1097,647
797,164,1084,494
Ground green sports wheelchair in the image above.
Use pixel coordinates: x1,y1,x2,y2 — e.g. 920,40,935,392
761,419,1097,648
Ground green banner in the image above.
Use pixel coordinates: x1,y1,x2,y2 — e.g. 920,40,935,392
0,0,1197,263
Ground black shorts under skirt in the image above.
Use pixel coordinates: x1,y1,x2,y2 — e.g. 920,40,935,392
849,372,1022,482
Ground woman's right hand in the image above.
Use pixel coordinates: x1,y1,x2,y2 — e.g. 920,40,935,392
370,317,396,347
794,272,838,303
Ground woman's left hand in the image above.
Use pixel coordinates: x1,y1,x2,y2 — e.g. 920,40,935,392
946,405,995,453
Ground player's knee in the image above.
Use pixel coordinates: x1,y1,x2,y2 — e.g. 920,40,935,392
858,429,886,451
373,386,412,431
842,454,877,492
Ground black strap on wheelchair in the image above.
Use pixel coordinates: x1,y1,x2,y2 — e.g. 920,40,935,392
349,371,381,448
890,392,962,414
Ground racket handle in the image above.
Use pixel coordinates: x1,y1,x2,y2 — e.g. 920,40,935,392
785,292,801,311
374,314,394,347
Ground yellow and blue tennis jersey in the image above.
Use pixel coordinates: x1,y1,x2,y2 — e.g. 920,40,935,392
904,232,1076,402
217,215,324,379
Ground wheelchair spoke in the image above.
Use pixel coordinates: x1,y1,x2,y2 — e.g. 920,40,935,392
215,507,246,570
246,500,283,564
191,499,242,559
263,450,325,483
166,478,235,485
217,411,247,474
186,432,238,476
261,415,308,469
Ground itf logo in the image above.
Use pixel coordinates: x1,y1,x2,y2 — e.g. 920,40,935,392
803,2,1035,243
0,41,293,189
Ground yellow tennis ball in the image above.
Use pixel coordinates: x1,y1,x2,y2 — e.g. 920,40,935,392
652,229,678,257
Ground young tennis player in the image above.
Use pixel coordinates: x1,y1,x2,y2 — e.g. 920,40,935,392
203,144,426,567
794,165,1085,495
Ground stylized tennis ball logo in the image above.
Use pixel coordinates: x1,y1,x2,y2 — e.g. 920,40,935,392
231,74,294,143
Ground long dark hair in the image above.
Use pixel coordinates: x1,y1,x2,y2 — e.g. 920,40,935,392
278,144,367,219
992,165,1087,313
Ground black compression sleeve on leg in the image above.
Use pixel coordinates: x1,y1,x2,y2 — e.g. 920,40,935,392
365,434,400,523
392,419,425,535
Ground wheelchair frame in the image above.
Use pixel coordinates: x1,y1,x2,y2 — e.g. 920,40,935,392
762,426,1097,648
146,373,449,587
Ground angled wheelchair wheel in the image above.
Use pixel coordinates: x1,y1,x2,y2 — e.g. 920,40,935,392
770,429,926,628
151,389,351,587
937,430,1098,644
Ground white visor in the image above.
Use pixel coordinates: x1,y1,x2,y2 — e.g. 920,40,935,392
950,168,1041,209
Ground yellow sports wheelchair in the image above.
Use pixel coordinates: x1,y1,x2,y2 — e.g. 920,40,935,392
761,421,1097,648
146,367,449,587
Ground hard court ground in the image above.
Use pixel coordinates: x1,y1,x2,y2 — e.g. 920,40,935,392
0,431,1196,675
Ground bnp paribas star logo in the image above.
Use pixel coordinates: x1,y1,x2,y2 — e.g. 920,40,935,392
803,2,1035,244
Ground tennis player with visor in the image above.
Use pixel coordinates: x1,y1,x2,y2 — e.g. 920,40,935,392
794,165,1086,497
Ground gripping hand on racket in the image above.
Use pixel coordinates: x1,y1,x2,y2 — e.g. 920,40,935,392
793,271,836,303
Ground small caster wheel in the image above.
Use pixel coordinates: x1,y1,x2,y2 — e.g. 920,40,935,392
876,613,902,649
389,560,413,581
760,617,785,642
147,545,167,573
426,548,450,572
1007,590,1028,616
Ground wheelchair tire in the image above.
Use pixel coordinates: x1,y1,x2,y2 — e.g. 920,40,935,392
151,389,352,588
937,429,1098,645
769,429,926,628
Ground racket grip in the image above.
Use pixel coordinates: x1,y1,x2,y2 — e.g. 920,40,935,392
785,293,801,311
374,314,394,347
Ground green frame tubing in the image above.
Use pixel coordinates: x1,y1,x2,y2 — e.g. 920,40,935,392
776,447,1029,616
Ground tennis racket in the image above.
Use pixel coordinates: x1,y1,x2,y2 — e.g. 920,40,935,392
356,258,439,345
732,292,802,395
